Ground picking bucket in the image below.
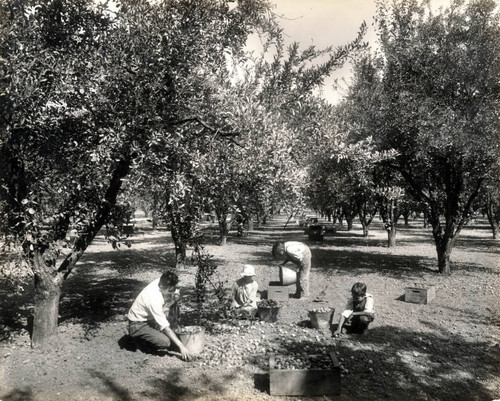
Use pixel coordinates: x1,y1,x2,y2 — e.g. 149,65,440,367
175,326,205,355
258,306,280,323
279,266,297,286
308,308,335,330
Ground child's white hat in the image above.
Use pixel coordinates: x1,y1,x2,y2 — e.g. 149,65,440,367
242,264,256,276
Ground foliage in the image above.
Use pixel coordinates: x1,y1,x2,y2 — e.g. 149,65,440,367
372,0,500,273
0,0,276,344
191,241,227,306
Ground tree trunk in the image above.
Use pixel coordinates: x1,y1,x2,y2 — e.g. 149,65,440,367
283,213,294,229
31,256,64,347
30,155,132,346
326,209,332,222
32,285,61,346
174,242,186,268
403,212,410,226
436,238,453,276
485,193,500,239
388,225,396,247
338,214,343,226
346,217,353,231
151,213,158,229
216,211,229,246
386,199,397,247
491,223,499,240
362,225,369,237
357,202,375,238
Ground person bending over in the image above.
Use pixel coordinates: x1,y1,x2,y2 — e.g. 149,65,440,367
272,241,311,299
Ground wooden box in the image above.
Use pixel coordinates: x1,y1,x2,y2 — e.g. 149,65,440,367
267,281,290,301
405,286,435,304
122,224,135,235
269,352,341,396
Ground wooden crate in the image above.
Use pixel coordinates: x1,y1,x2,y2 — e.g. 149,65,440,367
122,224,135,235
269,352,341,396
267,281,290,301
405,286,435,304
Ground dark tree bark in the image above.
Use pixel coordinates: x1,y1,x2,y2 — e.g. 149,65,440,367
485,192,500,239
31,156,132,346
357,201,376,238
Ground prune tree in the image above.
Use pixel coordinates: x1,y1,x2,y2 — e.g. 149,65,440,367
196,19,368,241
0,0,273,346
479,163,500,239
372,0,500,274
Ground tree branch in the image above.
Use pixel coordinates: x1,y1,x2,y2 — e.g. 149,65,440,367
174,117,240,138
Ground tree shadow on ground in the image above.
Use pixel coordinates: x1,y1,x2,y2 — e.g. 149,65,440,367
139,368,238,401
423,304,500,333
454,236,500,254
0,271,164,340
450,260,498,275
88,369,135,401
76,243,177,276
312,248,438,279
246,325,498,401
0,281,34,341
58,274,154,339
0,388,34,401
317,233,389,248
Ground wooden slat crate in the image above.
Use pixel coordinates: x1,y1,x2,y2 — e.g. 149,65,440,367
405,285,435,304
269,352,341,396
267,281,290,301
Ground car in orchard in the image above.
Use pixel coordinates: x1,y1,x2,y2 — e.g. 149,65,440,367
300,216,324,240
305,223,325,240
298,215,319,227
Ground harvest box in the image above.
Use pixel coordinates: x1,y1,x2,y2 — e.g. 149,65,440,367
404,285,435,304
269,352,341,396
267,281,290,301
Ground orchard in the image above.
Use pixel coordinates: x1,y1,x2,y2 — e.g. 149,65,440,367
0,0,499,400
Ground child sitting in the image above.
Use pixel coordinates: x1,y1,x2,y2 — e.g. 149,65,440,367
333,282,374,337
230,264,259,318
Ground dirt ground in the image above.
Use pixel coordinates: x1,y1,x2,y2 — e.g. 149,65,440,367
0,213,499,401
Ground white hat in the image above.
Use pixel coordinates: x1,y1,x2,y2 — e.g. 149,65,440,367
241,264,256,277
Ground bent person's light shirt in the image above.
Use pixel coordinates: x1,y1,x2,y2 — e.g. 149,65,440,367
341,293,374,318
127,278,170,331
284,241,308,262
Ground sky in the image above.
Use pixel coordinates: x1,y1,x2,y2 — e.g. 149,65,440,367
259,0,452,103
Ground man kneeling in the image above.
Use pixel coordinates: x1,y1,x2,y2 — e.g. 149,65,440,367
127,271,192,361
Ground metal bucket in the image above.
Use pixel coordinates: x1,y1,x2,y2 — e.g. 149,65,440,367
175,326,205,355
279,266,297,286
257,306,280,323
308,308,335,329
